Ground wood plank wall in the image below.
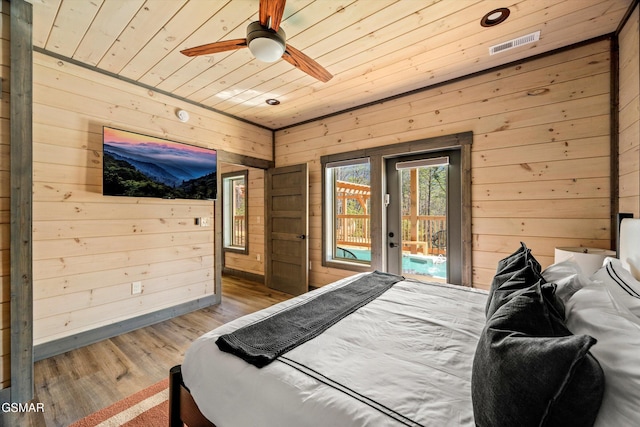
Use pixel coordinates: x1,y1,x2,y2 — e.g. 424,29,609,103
219,163,265,278
31,52,272,346
275,40,614,290
618,5,640,216
0,0,9,391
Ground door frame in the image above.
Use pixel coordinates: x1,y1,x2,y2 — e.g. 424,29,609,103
215,153,275,290
320,132,472,285
8,0,34,404
385,149,462,284
265,163,309,295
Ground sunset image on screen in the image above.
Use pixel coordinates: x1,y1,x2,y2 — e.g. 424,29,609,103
102,127,217,200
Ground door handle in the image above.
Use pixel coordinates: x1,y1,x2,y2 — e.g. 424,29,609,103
389,242,398,248
297,234,306,240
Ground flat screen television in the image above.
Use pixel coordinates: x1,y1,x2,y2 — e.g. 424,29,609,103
102,126,217,200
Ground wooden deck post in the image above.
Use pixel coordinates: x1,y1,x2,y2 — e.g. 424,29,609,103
409,168,418,254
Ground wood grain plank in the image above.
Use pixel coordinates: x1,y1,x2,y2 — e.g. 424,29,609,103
620,170,640,197
472,177,610,201
472,217,609,239
44,0,102,57
30,0,61,48
472,198,609,219
96,0,186,74
33,268,214,321
617,6,639,215
73,0,145,67
34,281,213,343
118,0,222,81
472,157,610,185
33,234,215,268
33,243,213,280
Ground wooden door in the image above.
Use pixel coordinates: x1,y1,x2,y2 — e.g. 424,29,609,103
266,164,309,295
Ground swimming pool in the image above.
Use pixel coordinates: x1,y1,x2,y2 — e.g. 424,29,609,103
402,253,447,278
337,248,447,279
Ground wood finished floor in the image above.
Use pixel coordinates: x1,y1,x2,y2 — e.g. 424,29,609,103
2,276,292,427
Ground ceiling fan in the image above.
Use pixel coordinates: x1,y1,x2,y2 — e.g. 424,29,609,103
180,0,333,83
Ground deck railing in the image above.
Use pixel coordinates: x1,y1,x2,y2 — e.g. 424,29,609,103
336,214,371,248
232,213,446,255
232,215,245,247
401,215,446,255
336,214,446,255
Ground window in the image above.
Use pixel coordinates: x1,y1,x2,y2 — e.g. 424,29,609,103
222,170,248,254
323,158,371,268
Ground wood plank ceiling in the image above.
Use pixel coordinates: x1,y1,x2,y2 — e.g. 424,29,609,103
29,0,633,130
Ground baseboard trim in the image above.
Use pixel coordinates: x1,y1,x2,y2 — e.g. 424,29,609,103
222,268,265,284
34,294,220,361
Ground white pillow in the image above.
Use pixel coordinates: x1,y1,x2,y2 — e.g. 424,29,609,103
565,283,640,427
619,218,640,280
591,258,640,317
542,259,590,302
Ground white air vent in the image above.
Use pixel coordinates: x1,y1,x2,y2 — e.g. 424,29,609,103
489,31,540,55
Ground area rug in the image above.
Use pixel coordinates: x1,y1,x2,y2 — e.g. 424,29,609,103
69,378,169,427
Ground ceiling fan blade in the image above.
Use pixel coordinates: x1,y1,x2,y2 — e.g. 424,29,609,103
282,44,333,83
259,0,286,31
181,39,248,57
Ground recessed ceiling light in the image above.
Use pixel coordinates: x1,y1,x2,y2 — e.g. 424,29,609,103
481,8,510,27
265,98,280,105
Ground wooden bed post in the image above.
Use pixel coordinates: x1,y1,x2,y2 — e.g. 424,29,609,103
168,365,217,427
169,365,183,427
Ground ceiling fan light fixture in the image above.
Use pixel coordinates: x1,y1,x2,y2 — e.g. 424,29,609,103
247,21,286,63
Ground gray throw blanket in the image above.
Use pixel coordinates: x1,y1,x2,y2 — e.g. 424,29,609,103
216,271,404,367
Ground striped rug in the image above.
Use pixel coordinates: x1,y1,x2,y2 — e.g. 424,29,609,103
69,379,169,427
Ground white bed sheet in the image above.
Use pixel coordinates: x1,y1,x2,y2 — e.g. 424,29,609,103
183,274,488,427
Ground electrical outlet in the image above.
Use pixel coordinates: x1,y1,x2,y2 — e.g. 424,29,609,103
200,217,211,227
131,281,142,295
256,254,261,261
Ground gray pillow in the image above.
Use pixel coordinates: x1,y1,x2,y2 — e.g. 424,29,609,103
485,242,545,318
472,280,604,426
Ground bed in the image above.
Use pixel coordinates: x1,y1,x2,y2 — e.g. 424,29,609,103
169,215,640,427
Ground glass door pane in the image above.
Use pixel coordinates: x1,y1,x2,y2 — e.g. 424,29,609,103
398,164,447,281
386,151,461,284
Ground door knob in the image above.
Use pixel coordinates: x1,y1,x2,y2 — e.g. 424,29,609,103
297,234,306,239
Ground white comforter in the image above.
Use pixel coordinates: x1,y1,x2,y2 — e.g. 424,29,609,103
183,274,488,427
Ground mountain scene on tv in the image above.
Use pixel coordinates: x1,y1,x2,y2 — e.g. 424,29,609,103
103,127,217,200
